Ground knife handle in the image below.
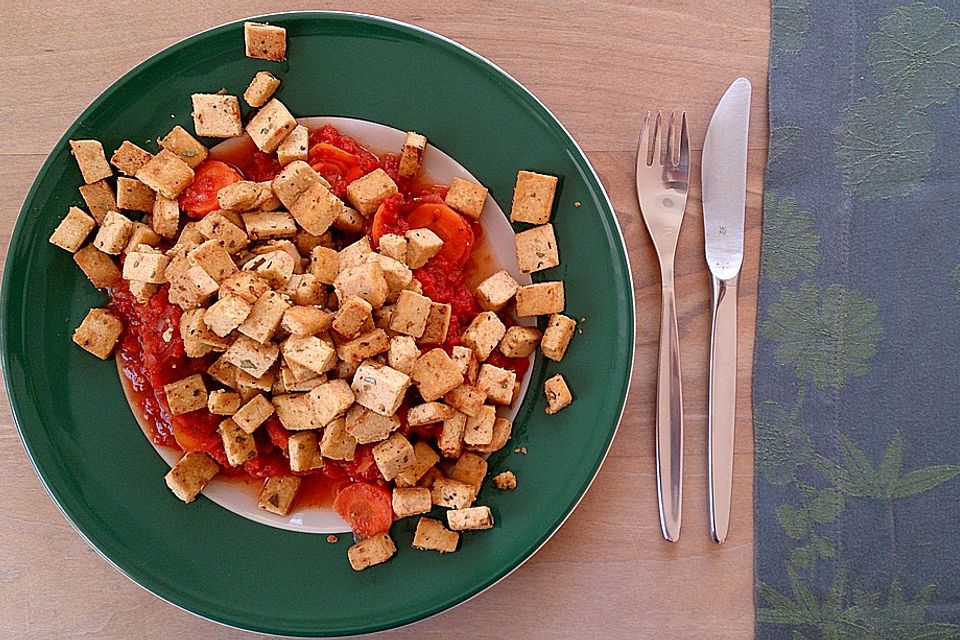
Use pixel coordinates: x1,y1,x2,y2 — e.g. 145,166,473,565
708,273,739,543
656,276,684,542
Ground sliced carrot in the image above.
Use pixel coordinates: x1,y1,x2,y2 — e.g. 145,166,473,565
333,482,394,539
178,160,243,218
406,203,475,266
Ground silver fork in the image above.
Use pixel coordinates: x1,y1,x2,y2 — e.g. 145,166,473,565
636,111,689,542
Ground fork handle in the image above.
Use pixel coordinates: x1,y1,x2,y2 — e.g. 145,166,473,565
708,274,739,543
655,274,684,542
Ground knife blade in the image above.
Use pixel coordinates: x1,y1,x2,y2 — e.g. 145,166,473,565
702,77,751,544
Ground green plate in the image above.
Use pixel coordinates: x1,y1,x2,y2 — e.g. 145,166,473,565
1,12,634,636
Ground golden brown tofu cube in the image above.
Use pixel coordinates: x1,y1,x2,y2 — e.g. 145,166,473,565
449,452,488,491
395,441,441,487
79,180,117,223
164,374,207,415
124,223,161,254
136,149,194,200
272,393,322,431
241,250,295,288
469,417,514,454
337,328,391,365
123,247,170,284
243,70,281,107
404,228,443,269
499,325,542,358
411,348,464,402
346,168,398,217
398,131,427,178
49,206,96,253
239,290,290,344
544,373,573,414
431,477,476,510
110,140,153,176
72,308,122,359
474,270,519,312
389,290,432,338
93,211,134,255
191,93,243,138
333,296,374,339
272,161,344,235
244,21,287,61
387,335,420,376
319,417,357,461
281,306,331,337
345,404,401,444
218,180,268,211
277,124,309,166
444,177,487,220
246,98,297,153
335,261,389,309
115,176,156,213
305,379,356,425
419,302,452,346
224,335,280,379
168,264,220,309
219,418,258,466
351,361,411,416
207,390,241,415
232,393,276,434
372,432,416,481
159,125,209,168
378,233,407,264
283,335,338,374
476,364,517,406
407,402,454,427
258,476,301,516
151,195,180,239
510,170,558,224
444,384,487,417
464,405,496,446
412,517,459,553
220,272,271,305
450,345,479,384
515,281,565,317
203,295,253,337
447,506,494,531
367,253,413,295
516,223,560,273
439,410,467,456
288,431,324,472
69,139,112,184
541,313,576,361
165,452,219,503
347,532,396,571
73,245,121,288
392,487,432,518
460,311,506,361
310,246,339,284
492,470,517,490
197,211,249,254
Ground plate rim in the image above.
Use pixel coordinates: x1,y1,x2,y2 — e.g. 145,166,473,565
0,10,636,637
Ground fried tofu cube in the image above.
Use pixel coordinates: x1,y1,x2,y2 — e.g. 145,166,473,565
164,374,207,415
284,335,338,374
404,228,443,269
395,441,441,487
124,223,161,253
49,206,96,253
476,364,517,406
246,98,297,153
447,506,494,531
244,21,287,61
345,404,401,444
218,180,267,211
224,335,280,378
333,296,374,339
207,390,241,415
73,245,121,288
159,125,209,168
239,290,290,343
110,141,153,176
309,246,339,284
319,417,357,461
306,379,355,425
367,253,413,295
218,418,257,466
69,139,112,184
220,271,270,304
91,211,133,255
207,354,239,389
168,264,219,309
398,131,427,178
412,517,459,553
407,402,454,427
499,326,542,358
272,161,345,235
450,345,479,384
444,384,487,417
464,405,496,446
348,532,396,571
203,295,252,337
430,478,476,510
421,466,445,490
389,290,432,338
165,452,219,503
444,177,487,220
136,149,195,199
418,302,452,345
178,308,216,357
123,247,170,284
541,313,576,361
232,393,275,434
493,470,517,490
258,476,301,516
516,223,560,273
116,177,156,213
515,281,565,316
337,328,391,365
460,311,506,361
272,393,322,430
474,270,520,312
78,180,117,223
71,308,122,359
351,361,411,416
242,250,295,288
544,374,573,414
345,168,398,217
331,205,363,234
149,195,179,239
243,70,281,107
372,433,416,481
469,417,513,454
281,306,331,337
449,452,488,491
411,348,464,402
511,170,558,224
277,124,308,166
378,233,407,263
197,211,249,254
337,236,373,270
335,261,389,309
438,411,467,458
191,93,243,138
392,487,432,518
288,431,324,472
387,335,420,376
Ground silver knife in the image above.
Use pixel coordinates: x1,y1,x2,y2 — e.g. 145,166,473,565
702,77,751,544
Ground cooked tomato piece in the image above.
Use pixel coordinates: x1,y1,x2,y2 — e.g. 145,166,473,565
406,203,474,266
171,411,221,452
333,482,394,539
369,195,408,245
335,443,384,482
178,160,243,218
265,416,290,451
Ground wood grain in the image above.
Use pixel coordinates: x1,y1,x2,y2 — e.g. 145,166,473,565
0,1,769,638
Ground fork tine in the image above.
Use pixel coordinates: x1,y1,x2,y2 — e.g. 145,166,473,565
651,110,664,166
637,111,651,168
678,111,689,174
665,111,677,167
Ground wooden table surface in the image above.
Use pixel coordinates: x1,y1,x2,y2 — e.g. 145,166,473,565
0,2,769,638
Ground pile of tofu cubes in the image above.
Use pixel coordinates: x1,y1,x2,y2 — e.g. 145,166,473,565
49,21,577,570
